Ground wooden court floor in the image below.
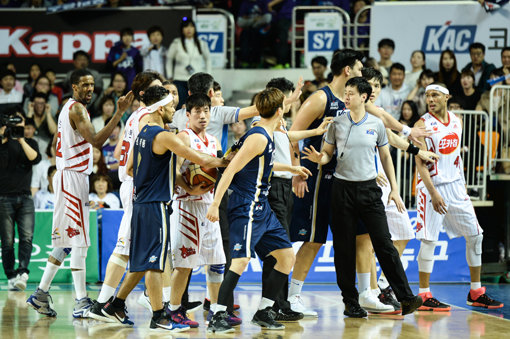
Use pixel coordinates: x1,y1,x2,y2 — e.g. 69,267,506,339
1,283,510,339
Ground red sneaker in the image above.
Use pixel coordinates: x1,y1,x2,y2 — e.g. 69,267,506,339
417,292,451,311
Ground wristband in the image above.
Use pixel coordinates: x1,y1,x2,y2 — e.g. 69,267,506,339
406,143,420,156
402,125,411,138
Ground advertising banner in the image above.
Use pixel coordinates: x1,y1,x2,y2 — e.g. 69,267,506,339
196,14,228,69
304,12,343,67
370,1,507,72
0,7,194,73
0,210,99,283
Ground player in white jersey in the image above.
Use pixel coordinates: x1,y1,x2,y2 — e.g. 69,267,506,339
27,69,133,318
414,83,503,310
165,93,226,328
88,71,164,322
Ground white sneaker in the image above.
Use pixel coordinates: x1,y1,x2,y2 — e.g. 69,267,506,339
8,277,20,291
14,273,29,291
288,294,318,317
137,291,152,312
358,289,395,314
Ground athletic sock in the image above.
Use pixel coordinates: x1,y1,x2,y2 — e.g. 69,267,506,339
258,297,275,310
263,269,288,302
217,271,241,309
97,284,116,303
378,275,390,290
72,269,87,300
215,304,227,313
289,278,304,297
418,287,430,294
169,304,180,311
162,287,171,303
470,282,481,290
39,262,59,292
357,272,371,292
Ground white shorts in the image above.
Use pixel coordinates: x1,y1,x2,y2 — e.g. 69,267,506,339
52,170,90,248
416,180,483,241
113,180,133,256
170,200,226,269
380,182,414,241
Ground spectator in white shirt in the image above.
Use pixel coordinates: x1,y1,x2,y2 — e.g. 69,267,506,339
31,142,56,196
375,63,411,120
34,166,57,210
89,174,121,209
141,25,167,77
0,70,23,104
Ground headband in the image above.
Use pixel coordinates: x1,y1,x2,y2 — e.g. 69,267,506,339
146,94,173,113
425,84,449,95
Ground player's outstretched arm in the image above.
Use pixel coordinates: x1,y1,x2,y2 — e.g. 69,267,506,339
378,144,405,213
71,91,133,149
301,143,334,165
273,162,312,179
287,117,333,142
385,128,440,163
206,133,267,222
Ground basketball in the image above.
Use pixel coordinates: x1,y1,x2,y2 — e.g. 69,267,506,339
184,163,217,186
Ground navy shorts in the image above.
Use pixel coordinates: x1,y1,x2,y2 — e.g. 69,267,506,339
289,161,333,243
129,202,170,272
228,194,292,259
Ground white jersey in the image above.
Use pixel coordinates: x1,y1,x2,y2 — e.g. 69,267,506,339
55,99,93,175
118,107,150,182
173,128,218,204
417,111,463,187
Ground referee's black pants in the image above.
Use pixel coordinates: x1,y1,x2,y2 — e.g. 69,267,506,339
330,177,414,306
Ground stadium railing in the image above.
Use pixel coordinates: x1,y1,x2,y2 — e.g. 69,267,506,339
489,85,510,179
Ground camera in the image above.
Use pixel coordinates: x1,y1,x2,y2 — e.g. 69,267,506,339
0,112,24,139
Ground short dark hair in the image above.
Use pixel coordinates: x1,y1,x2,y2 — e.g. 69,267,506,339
186,93,211,113
460,69,475,82
162,80,173,87
330,49,363,76
91,173,113,193
142,86,169,106
70,69,93,85
266,77,294,94
389,62,405,74
25,117,36,128
120,27,134,37
32,92,48,102
311,56,328,67
447,97,463,109
45,141,53,158
469,42,486,54
378,38,395,50
361,67,383,84
345,77,372,103
213,81,221,92
419,69,435,80
73,50,90,61
187,72,214,96
147,25,163,38
0,69,15,80
255,88,285,119
502,47,510,55
131,70,164,102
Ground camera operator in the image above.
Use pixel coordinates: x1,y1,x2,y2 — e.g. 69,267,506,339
0,106,41,291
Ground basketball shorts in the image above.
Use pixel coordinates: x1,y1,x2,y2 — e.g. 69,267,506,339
228,193,292,259
129,202,170,272
416,180,483,241
289,163,333,243
170,200,226,268
52,170,90,248
380,178,414,241
114,180,133,256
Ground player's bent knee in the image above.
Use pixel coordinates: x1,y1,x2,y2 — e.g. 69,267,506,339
207,264,225,283
418,240,437,273
110,253,128,268
465,234,483,267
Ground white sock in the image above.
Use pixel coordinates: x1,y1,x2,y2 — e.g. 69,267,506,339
372,288,381,296
471,282,481,290
258,297,275,310
39,262,59,292
378,275,389,290
97,284,116,303
215,304,227,314
163,287,171,303
211,303,217,313
419,287,430,294
357,273,370,292
169,304,180,311
289,279,304,297
72,270,87,300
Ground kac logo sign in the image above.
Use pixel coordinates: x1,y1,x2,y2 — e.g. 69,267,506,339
421,21,476,53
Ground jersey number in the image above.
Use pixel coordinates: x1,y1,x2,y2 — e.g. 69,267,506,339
119,141,130,166
454,155,460,169
56,132,62,158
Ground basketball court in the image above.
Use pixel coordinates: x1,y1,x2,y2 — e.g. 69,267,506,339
3,282,510,338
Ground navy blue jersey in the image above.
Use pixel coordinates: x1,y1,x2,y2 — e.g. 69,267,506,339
301,85,345,172
133,125,176,204
230,126,275,202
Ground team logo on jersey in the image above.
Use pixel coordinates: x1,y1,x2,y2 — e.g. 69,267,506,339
233,243,242,251
66,226,80,238
117,237,125,248
432,126,439,132
255,204,263,211
299,228,308,236
438,132,459,154
149,255,158,263
366,129,375,135
52,228,61,240
180,246,196,258
330,101,339,110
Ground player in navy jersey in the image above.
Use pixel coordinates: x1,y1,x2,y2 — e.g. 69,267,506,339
101,86,228,332
205,88,311,333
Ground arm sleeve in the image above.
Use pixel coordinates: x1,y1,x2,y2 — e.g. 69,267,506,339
217,106,240,125
324,121,336,145
376,119,389,147
25,138,41,165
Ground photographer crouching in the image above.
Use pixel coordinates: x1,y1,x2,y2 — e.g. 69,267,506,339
0,105,41,291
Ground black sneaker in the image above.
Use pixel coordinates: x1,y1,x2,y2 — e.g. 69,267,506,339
418,292,451,312
88,300,110,322
203,298,211,311
150,312,189,332
275,308,304,322
401,296,423,315
101,300,134,326
182,300,202,313
207,311,235,334
378,286,401,311
344,303,367,318
467,287,504,309
251,307,285,329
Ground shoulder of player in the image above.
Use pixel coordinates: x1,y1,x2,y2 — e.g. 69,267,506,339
243,131,268,151
176,130,190,145
414,117,426,127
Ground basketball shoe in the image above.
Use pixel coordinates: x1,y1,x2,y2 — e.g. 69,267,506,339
418,292,451,311
467,287,504,309
26,288,57,317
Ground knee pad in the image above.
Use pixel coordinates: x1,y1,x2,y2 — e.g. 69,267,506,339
207,264,225,283
50,247,71,263
70,247,88,270
418,240,437,273
110,254,128,269
465,234,483,267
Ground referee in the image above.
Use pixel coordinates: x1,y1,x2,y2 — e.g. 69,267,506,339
302,77,422,317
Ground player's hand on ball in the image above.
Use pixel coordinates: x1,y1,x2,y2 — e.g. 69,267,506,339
301,146,323,164
189,182,214,195
376,173,388,187
409,126,432,146
431,191,447,215
206,204,219,222
388,190,406,213
292,174,309,198
292,166,312,180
